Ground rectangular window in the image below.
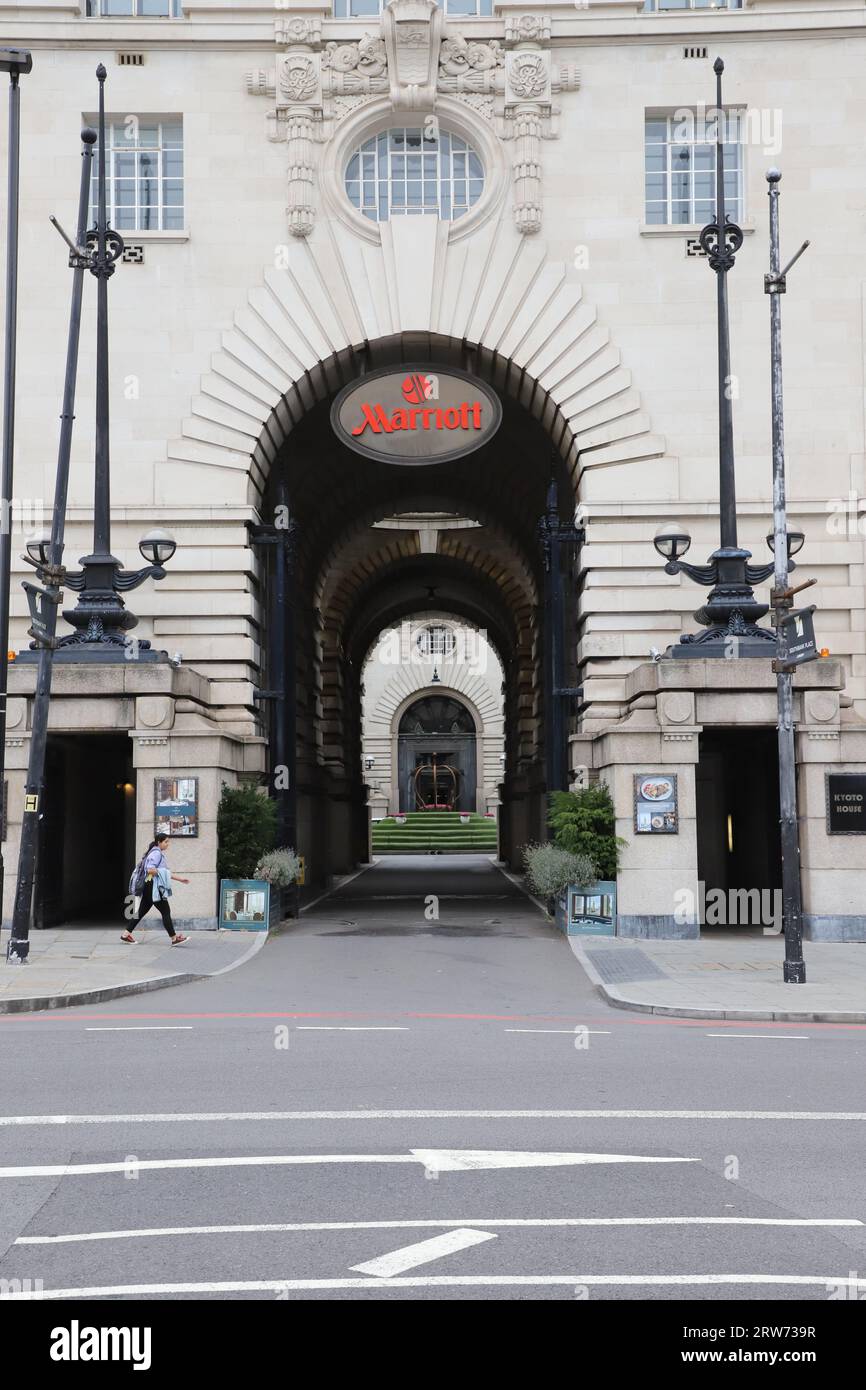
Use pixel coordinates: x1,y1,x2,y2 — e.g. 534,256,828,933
644,111,743,226
333,0,492,14
90,118,184,232
642,0,741,10
86,0,182,14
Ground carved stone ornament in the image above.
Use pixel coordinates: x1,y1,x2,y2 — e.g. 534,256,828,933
279,54,319,105
246,1,580,238
506,51,549,102
504,14,552,45
382,0,446,110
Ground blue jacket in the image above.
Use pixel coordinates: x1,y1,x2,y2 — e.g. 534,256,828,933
153,865,172,900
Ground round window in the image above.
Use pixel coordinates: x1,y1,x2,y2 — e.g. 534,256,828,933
345,127,484,223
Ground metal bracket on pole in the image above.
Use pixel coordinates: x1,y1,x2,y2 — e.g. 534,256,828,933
22,580,62,649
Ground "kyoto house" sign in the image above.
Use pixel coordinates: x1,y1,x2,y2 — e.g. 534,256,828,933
331,365,502,466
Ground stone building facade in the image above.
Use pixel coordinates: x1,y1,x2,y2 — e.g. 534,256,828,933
0,0,864,934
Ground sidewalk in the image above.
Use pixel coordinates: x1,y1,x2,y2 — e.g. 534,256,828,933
0,926,267,1014
569,931,866,1022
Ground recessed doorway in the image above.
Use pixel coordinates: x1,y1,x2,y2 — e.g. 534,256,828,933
695,728,783,933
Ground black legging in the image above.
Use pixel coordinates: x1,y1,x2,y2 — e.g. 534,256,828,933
135,879,175,938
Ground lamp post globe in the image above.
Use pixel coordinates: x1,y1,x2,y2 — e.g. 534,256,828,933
653,522,692,565
139,528,176,567
766,527,805,559
24,531,50,567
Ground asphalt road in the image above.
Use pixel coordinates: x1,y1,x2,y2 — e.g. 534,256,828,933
1,855,865,1302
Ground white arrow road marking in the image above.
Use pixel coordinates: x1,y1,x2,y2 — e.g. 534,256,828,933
0,1150,698,1180
18,1216,861,1246
350,1229,497,1277
1,1109,865,1126
410,1150,696,1174
6,1273,866,1299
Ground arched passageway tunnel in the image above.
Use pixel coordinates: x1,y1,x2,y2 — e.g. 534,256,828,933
253,335,582,886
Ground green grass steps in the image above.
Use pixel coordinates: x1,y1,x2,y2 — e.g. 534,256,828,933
372,811,498,854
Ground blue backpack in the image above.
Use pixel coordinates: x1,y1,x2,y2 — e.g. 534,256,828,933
129,854,148,898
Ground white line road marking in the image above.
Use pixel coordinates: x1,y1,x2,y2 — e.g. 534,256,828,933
709,1035,811,1041
504,1029,611,1035
85,1027,194,1032
411,1150,696,1174
0,1149,698,1180
7,1273,866,1299
350,1229,497,1277
2,1109,866,1127
295,1027,409,1032
18,1216,862,1246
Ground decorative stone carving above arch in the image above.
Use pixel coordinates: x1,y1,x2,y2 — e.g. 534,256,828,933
245,2,579,238
162,222,670,517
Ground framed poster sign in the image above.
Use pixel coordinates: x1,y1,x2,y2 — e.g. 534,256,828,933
567,881,616,936
154,776,199,837
219,879,270,931
826,773,866,834
634,773,678,834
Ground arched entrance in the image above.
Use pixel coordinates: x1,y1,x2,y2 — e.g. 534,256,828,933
249,334,584,887
397,694,477,812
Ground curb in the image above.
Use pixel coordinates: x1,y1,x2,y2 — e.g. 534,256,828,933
568,938,866,1025
0,929,269,1015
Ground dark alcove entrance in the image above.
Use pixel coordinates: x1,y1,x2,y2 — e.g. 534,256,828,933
35,733,136,927
695,728,783,932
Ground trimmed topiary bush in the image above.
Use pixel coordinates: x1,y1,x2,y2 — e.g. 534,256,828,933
548,785,624,881
216,784,277,881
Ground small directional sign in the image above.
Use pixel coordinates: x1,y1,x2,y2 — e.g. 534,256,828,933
22,581,61,650
779,604,818,666
24,794,38,813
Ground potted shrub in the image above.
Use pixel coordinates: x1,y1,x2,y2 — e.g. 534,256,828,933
217,784,276,880
394,813,407,826
523,842,596,930
254,847,301,889
547,786,625,935
459,812,470,825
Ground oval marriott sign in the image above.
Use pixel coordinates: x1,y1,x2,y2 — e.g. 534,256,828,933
331,365,502,466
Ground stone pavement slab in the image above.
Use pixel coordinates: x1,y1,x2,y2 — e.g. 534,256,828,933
0,925,267,1014
569,931,866,1021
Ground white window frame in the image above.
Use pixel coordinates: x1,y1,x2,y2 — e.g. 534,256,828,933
417,626,457,660
345,127,484,223
334,0,491,15
85,0,182,15
642,0,741,10
644,110,744,227
90,117,184,234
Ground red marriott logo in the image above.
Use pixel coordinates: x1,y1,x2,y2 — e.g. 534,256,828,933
351,400,484,437
332,364,502,466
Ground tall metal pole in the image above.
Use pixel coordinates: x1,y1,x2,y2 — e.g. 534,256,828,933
0,51,32,934
766,168,806,983
713,58,738,553
7,129,96,963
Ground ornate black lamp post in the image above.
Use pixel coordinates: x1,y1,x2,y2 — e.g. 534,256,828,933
49,66,176,659
7,66,175,962
654,58,777,657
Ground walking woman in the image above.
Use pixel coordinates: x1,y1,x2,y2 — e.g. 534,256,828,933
122,832,190,945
